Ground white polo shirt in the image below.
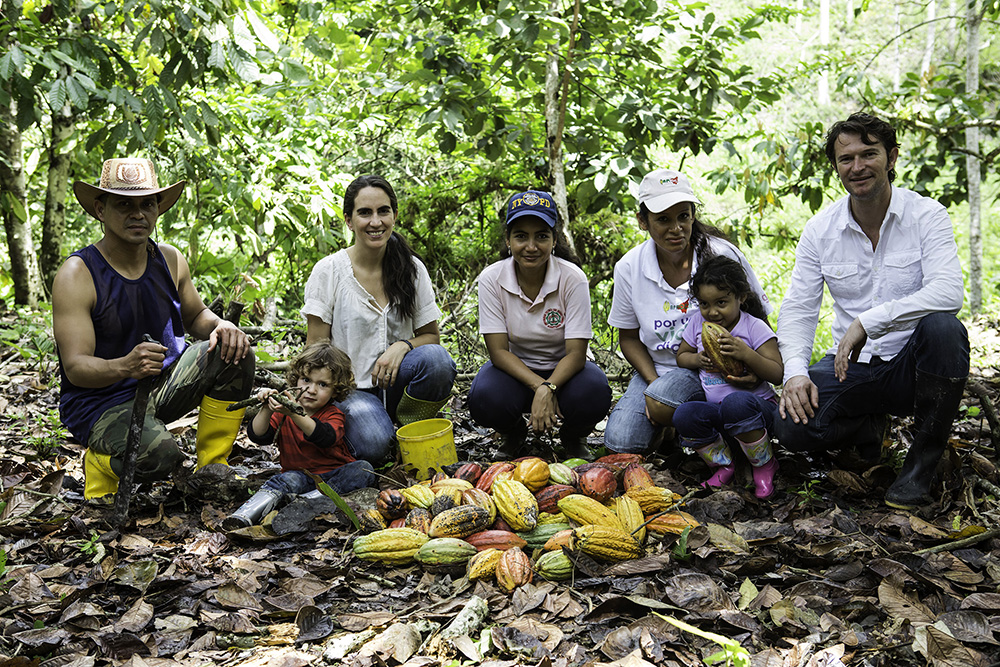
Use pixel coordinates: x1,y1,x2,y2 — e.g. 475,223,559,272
302,249,442,389
608,236,771,376
478,256,592,371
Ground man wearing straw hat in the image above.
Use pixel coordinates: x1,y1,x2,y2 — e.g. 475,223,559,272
53,158,255,500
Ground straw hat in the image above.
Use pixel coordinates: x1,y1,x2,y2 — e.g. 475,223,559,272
74,158,186,220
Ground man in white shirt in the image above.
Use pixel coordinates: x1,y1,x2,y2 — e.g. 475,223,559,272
776,113,969,510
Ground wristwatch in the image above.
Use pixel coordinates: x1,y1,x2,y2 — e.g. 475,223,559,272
540,381,557,392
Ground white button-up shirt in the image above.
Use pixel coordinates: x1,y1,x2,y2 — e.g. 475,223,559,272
302,249,442,388
777,186,964,383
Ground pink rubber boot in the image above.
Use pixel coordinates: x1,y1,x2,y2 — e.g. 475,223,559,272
695,438,736,488
738,432,778,499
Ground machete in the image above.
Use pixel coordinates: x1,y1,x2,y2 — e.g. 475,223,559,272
111,334,158,529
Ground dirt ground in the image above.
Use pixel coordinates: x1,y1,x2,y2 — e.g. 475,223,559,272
1,315,999,666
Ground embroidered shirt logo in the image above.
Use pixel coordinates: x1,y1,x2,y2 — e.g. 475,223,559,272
663,298,690,314
542,308,564,328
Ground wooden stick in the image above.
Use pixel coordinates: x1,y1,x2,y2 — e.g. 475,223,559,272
226,389,305,415
111,374,154,529
968,381,1000,465
913,528,1000,555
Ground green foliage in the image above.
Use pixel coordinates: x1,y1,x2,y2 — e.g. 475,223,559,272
654,613,751,666
20,409,70,455
0,305,56,373
793,479,822,509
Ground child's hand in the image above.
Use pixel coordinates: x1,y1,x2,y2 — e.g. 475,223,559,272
715,330,752,362
258,388,296,416
725,369,761,388
697,352,717,372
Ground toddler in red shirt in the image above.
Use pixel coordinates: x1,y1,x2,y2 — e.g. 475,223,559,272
224,343,375,530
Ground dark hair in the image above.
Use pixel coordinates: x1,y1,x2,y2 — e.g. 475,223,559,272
637,202,731,263
824,112,899,183
287,342,355,403
690,254,770,327
343,175,419,319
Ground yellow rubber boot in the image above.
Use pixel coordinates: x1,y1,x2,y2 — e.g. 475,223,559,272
84,449,119,500
195,396,246,469
396,390,450,426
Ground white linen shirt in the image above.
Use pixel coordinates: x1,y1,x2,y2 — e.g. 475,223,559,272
478,255,592,371
608,236,772,377
777,186,964,383
301,249,442,389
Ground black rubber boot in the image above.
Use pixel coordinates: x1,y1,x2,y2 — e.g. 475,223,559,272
559,434,594,462
884,372,966,510
493,423,529,462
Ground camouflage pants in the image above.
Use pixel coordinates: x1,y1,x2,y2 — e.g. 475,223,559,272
88,340,255,481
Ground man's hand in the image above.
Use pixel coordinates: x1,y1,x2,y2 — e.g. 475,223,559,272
779,375,819,424
125,340,167,379
725,369,761,389
834,318,867,381
208,320,251,364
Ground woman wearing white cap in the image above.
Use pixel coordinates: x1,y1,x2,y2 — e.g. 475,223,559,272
468,190,612,461
603,170,772,455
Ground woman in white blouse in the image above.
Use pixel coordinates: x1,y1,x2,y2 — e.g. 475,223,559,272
302,175,456,463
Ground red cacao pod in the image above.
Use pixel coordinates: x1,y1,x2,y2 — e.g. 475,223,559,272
578,466,617,503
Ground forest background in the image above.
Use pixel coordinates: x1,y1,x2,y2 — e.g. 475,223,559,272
1,0,999,371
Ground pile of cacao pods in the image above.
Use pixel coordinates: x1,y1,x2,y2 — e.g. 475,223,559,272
351,454,700,592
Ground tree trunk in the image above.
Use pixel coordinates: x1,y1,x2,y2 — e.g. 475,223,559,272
818,0,830,104
893,1,902,90
921,0,937,77
544,0,578,258
965,0,982,313
0,0,42,307
41,97,75,293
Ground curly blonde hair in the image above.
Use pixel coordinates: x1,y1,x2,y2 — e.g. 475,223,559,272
286,342,355,403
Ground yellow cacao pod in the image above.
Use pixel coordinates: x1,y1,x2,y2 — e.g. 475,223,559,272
702,321,745,377
428,505,492,539
400,484,436,509
491,478,539,532
645,511,700,535
461,488,497,524
431,478,473,496
572,524,642,562
613,495,646,545
467,547,505,581
353,528,430,565
557,493,623,530
625,486,683,514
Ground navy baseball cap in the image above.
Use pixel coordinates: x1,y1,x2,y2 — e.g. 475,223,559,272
505,190,557,228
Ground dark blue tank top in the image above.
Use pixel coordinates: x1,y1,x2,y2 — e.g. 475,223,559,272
59,243,187,445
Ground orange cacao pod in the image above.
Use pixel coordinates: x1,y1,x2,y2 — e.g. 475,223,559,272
495,547,533,592
595,453,645,470
622,463,655,491
512,457,550,493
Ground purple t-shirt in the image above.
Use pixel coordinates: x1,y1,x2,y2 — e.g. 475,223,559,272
682,310,778,405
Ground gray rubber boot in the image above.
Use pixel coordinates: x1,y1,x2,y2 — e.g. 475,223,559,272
222,488,284,531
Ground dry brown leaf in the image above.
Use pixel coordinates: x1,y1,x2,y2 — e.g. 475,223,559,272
877,579,935,626
913,623,989,666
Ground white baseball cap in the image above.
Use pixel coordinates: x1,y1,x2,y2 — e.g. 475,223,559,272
637,169,700,213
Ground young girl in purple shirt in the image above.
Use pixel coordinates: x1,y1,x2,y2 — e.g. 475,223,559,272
674,255,784,499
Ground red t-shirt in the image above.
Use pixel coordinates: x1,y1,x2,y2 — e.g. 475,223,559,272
249,403,352,474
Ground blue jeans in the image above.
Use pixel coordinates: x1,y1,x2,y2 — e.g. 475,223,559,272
467,360,612,439
336,344,456,464
261,460,375,495
673,392,778,446
603,367,704,453
774,313,969,452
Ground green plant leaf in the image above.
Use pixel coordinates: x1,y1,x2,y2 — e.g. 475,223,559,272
305,472,360,530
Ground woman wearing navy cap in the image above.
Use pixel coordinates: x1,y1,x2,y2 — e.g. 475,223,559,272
603,169,772,455
467,190,612,461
